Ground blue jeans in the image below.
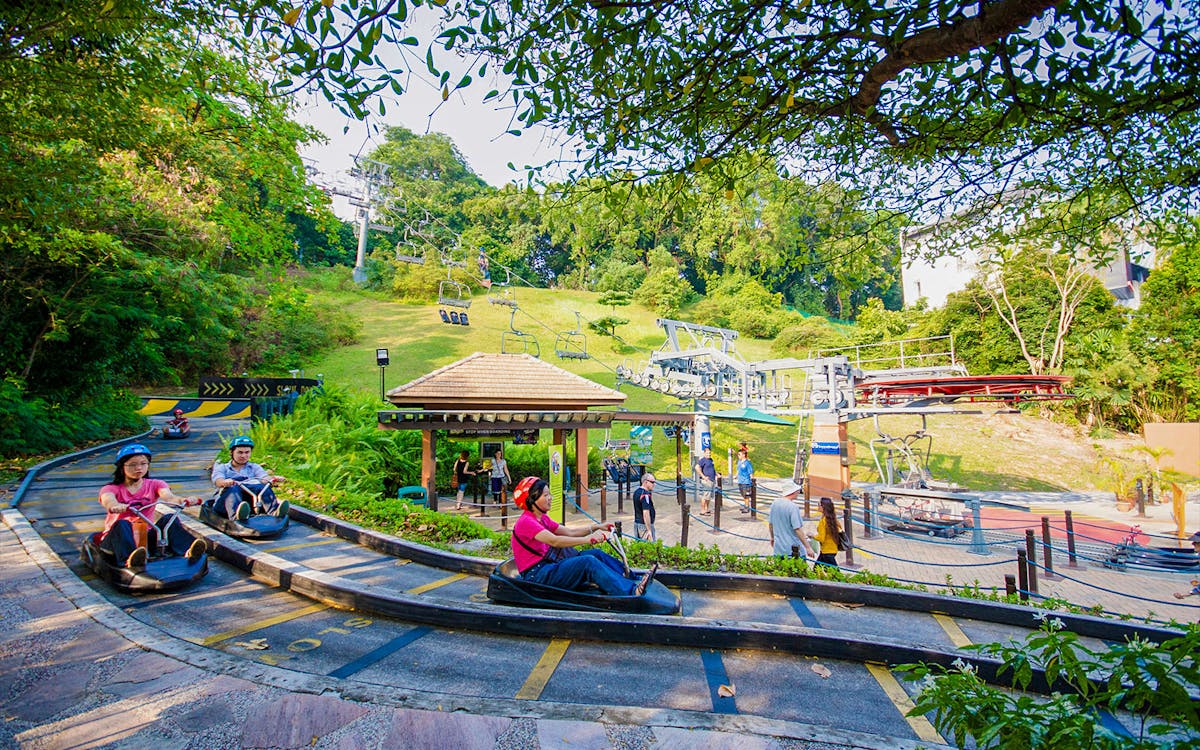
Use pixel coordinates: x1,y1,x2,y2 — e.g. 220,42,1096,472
523,549,636,596
217,484,279,517
102,518,195,564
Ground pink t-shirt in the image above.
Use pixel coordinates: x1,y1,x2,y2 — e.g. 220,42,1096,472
98,479,169,537
512,511,559,573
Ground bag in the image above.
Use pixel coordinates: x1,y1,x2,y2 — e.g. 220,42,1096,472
544,546,579,563
836,530,850,551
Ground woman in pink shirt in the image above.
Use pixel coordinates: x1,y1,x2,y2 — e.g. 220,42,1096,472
98,444,205,569
510,476,654,595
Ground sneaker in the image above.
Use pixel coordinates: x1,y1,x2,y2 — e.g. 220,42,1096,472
274,500,290,519
234,501,251,522
186,539,205,564
634,563,659,596
126,546,148,570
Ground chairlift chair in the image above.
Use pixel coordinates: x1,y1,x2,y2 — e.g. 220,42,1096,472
394,233,426,265
438,268,472,308
554,312,589,360
487,269,519,307
501,308,540,357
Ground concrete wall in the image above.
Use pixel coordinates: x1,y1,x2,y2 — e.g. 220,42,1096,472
1143,423,1200,478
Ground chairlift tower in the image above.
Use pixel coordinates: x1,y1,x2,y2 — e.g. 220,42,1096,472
348,156,392,284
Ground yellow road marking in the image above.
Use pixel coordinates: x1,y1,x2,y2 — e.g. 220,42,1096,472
866,662,945,744
406,573,467,595
932,613,972,648
515,638,570,700
195,603,328,646
42,527,101,537
260,538,341,553
190,401,236,417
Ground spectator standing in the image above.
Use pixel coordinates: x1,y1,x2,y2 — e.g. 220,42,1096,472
814,496,842,567
768,482,814,559
489,448,511,504
633,473,657,542
453,450,476,510
735,448,754,514
694,447,718,516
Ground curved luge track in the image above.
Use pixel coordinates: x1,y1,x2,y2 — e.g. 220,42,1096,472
15,418,1180,746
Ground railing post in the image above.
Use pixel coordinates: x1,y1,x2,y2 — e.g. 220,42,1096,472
750,478,758,519
967,497,988,555
713,477,723,533
842,499,855,567
680,503,690,548
600,484,607,524
1041,515,1055,579
618,475,625,515
1004,574,1017,598
1064,509,1079,568
1024,529,1039,596
500,488,508,529
1016,550,1029,602
1136,478,1147,517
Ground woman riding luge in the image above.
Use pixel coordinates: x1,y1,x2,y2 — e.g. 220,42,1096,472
511,476,656,596
98,444,205,569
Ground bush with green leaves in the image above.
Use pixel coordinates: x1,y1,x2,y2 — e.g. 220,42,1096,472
0,379,146,458
899,618,1200,749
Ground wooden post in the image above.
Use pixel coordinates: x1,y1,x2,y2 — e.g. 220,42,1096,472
1041,515,1054,578
1004,574,1017,598
680,502,690,548
1024,529,1039,596
421,429,438,512
600,484,607,524
1016,550,1029,602
1136,478,1147,517
1064,509,1079,567
500,488,508,529
750,478,758,519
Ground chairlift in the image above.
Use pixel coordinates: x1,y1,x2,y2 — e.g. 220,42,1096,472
554,311,589,360
501,308,539,357
487,269,519,307
394,232,426,265
438,277,472,308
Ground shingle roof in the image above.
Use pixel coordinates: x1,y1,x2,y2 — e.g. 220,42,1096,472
385,353,626,409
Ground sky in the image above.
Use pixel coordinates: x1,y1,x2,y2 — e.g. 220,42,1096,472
289,14,557,221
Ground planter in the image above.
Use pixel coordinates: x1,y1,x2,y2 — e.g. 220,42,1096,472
1116,498,1133,512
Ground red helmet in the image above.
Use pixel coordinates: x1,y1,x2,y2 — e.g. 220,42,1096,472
512,476,545,511
173,409,184,416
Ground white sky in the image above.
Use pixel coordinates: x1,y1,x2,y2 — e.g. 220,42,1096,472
289,12,559,220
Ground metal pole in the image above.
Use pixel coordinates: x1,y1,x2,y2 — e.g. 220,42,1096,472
1040,515,1054,579
1064,509,1079,567
1024,529,1039,596
967,497,988,555
713,477,722,533
680,503,690,548
862,491,877,539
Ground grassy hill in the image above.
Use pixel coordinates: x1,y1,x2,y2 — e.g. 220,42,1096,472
300,269,1141,493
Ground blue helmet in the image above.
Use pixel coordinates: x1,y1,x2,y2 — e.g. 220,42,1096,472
115,444,152,464
229,436,254,449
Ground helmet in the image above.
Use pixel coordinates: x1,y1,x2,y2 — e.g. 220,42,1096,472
513,476,545,511
173,408,184,416
115,444,152,464
229,436,254,449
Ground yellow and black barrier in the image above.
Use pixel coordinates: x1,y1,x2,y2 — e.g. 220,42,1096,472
139,398,251,419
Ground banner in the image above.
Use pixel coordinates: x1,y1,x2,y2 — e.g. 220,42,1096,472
548,445,565,523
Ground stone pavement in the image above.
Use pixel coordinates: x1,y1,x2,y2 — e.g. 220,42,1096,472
0,510,939,750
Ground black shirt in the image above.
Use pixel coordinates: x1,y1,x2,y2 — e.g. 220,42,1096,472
632,487,656,523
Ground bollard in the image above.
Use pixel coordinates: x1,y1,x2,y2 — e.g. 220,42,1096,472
600,484,607,524
1004,574,1017,598
842,500,855,567
614,520,624,539
1147,482,1155,505
1024,529,1039,596
618,476,626,515
791,544,800,559
713,478,722,533
966,497,988,555
750,478,758,519
1040,515,1054,578
1016,550,1029,601
862,491,876,539
1064,510,1079,567
681,503,690,548
500,489,508,530
1136,478,1146,517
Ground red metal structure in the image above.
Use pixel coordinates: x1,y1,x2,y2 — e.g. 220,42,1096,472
856,375,1072,406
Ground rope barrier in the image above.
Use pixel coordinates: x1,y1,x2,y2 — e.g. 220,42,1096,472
1023,558,1200,609
854,545,1012,568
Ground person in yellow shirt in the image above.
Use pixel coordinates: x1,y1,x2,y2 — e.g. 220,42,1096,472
814,496,842,567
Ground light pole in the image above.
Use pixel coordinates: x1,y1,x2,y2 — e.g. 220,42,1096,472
376,349,389,402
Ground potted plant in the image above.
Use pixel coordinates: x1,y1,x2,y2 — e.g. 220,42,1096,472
1097,457,1136,511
